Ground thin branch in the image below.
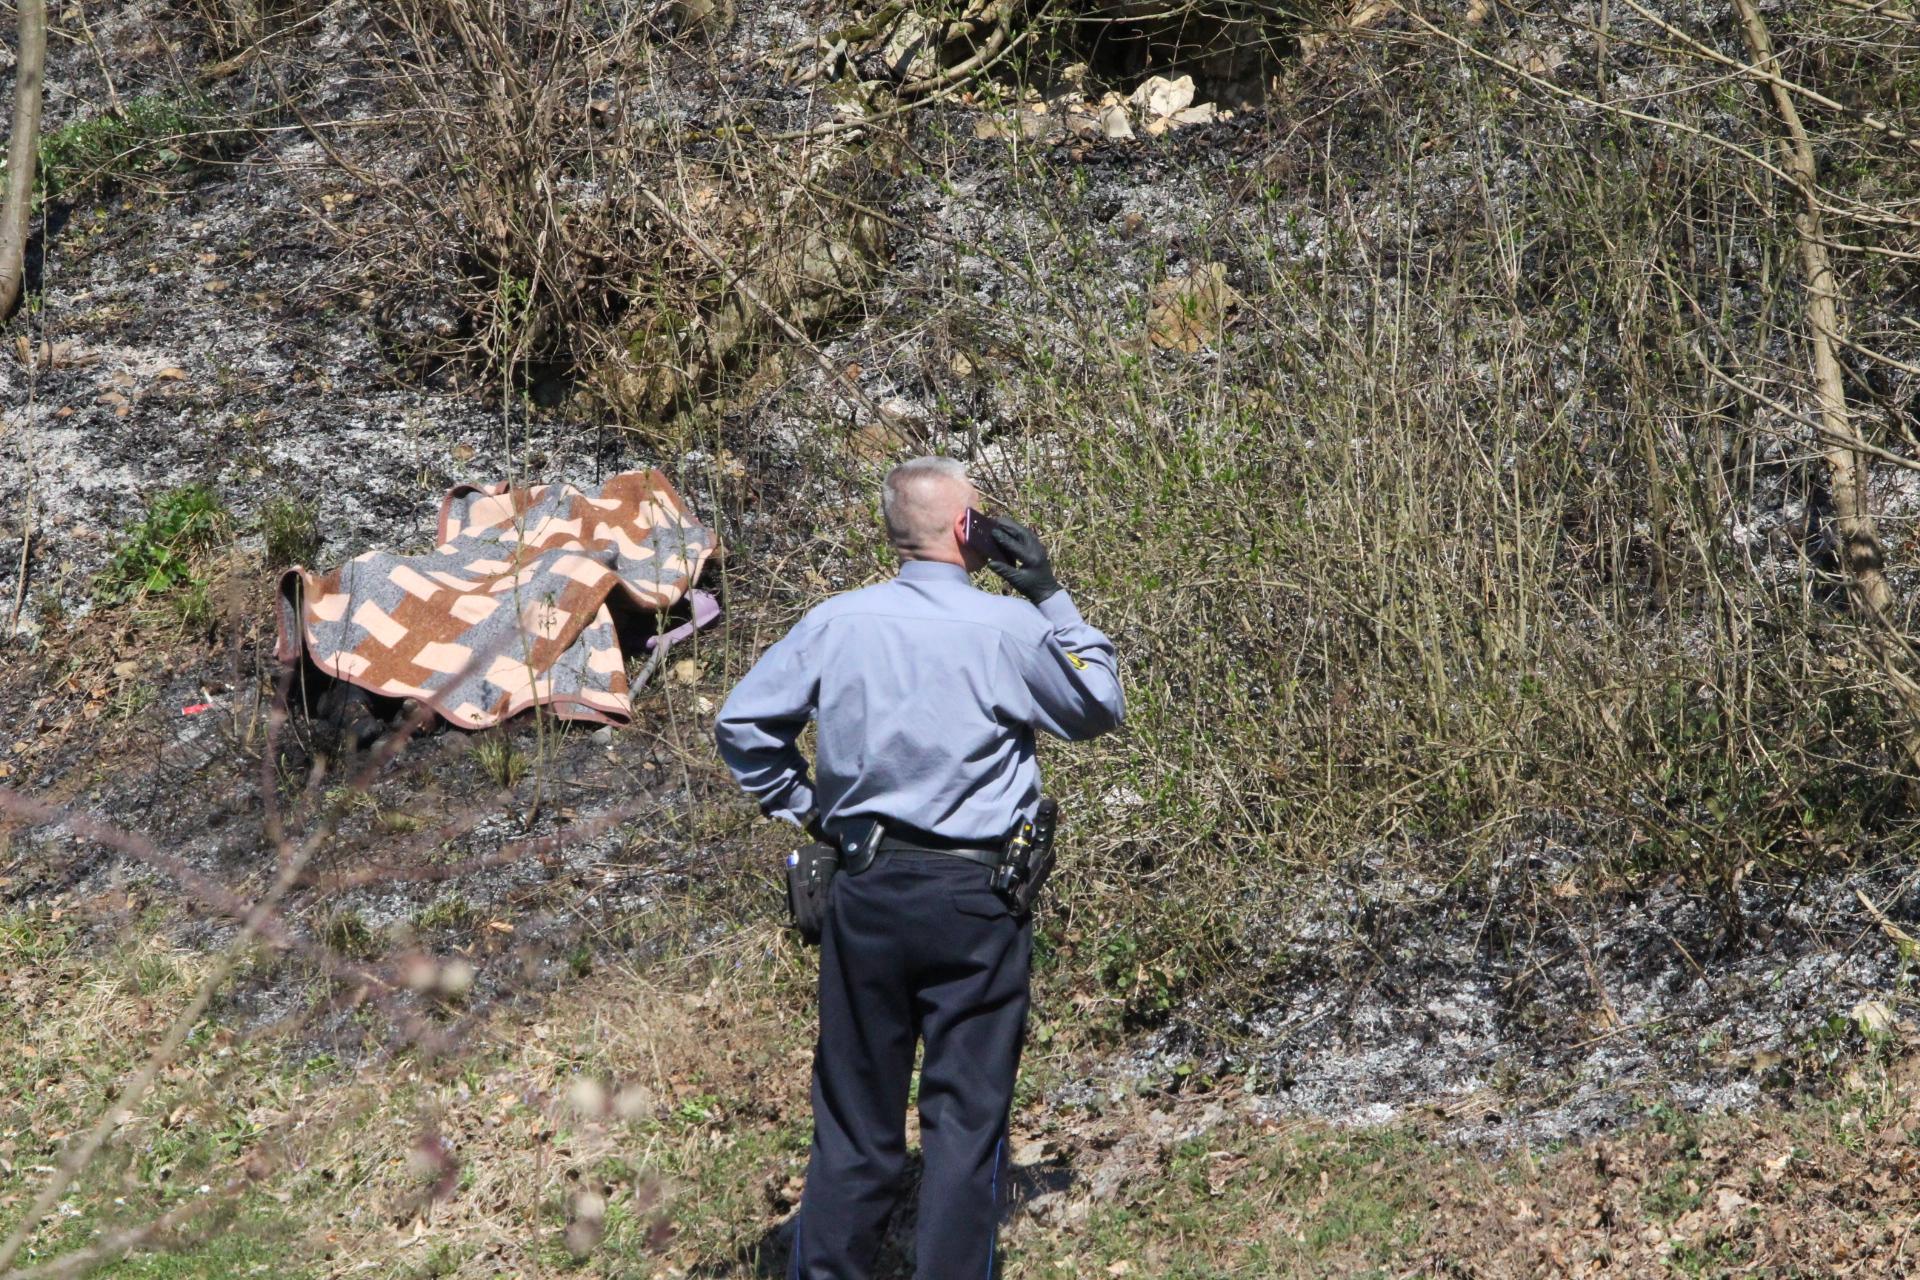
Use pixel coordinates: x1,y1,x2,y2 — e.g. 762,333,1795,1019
1615,0,1920,153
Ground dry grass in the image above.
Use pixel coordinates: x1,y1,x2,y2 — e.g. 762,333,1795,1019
9,894,1920,1278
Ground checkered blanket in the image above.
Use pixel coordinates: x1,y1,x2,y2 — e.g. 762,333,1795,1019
275,470,719,728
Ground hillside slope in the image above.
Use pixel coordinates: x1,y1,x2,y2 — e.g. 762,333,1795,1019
3,1,1920,1275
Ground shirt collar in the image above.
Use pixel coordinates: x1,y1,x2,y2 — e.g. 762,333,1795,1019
897,560,971,585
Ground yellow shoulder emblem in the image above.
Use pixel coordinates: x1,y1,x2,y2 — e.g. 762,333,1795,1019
1066,652,1087,670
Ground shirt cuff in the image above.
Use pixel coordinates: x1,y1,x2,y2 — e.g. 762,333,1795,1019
1036,590,1086,630
766,781,818,828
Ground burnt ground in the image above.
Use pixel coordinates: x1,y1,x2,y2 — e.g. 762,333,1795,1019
1122,832,1918,1151
2,8,1919,1256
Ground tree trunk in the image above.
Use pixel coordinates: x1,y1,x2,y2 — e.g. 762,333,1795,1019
1731,0,1920,779
0,0,48,320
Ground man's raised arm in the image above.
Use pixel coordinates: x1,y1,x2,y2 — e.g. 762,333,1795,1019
986,518,1124,741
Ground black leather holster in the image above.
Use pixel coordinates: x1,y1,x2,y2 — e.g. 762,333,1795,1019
785,841,839,945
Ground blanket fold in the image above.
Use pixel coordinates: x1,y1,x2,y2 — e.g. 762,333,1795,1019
275,469,719,728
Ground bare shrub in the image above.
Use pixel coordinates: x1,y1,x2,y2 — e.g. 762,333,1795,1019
295,0,898,438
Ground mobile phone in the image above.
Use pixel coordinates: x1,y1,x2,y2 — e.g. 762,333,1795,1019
963,508,1003,560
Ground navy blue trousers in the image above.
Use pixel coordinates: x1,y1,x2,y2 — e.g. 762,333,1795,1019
789,850,1032,1280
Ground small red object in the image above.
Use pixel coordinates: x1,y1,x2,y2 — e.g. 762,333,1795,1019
181,703,212,716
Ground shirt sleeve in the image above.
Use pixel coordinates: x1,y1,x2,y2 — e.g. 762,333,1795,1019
714,617,820,827
1002,591,1124,741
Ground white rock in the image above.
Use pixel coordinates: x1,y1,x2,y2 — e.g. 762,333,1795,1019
1099,104,1134,140
880,9,939,81
1128,74,1195,118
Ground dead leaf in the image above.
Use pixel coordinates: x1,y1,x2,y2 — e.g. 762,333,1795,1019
850,419,907,463
1147,263,1239,353
13,337,94,368
1854,999,1896,1037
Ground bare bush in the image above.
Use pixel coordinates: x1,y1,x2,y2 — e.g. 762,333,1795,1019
288,0,899,437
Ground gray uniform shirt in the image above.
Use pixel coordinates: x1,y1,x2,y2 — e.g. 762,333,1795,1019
715,560,1124,843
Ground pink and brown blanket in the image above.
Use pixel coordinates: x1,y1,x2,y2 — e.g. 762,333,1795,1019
275,470,719,728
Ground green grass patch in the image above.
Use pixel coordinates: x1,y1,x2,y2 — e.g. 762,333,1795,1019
1001,1122,1434,1278
260,494,322,569
94,485,232,627
28,94,219,200
26,1204,310,1280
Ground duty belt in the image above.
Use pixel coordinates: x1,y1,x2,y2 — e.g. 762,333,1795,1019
876,832,1002,868
825,801,1059,915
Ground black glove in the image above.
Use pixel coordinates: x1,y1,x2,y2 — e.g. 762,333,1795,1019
785,842,838,945
986,517,1062,605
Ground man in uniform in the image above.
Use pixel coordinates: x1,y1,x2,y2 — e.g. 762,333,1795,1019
716,456,1124,1280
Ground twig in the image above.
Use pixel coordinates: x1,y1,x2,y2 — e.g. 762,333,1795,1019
1613,0,1920,154
7,453,30,639
1,1173,254,1280
762,17,1036,142
1393,4,1920,233
1855,887,1920,956
0,814,319,1272
1831,332,1920,379
1688,344,1920,475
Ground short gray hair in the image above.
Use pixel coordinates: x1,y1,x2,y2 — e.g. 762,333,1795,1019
882,456,969,552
